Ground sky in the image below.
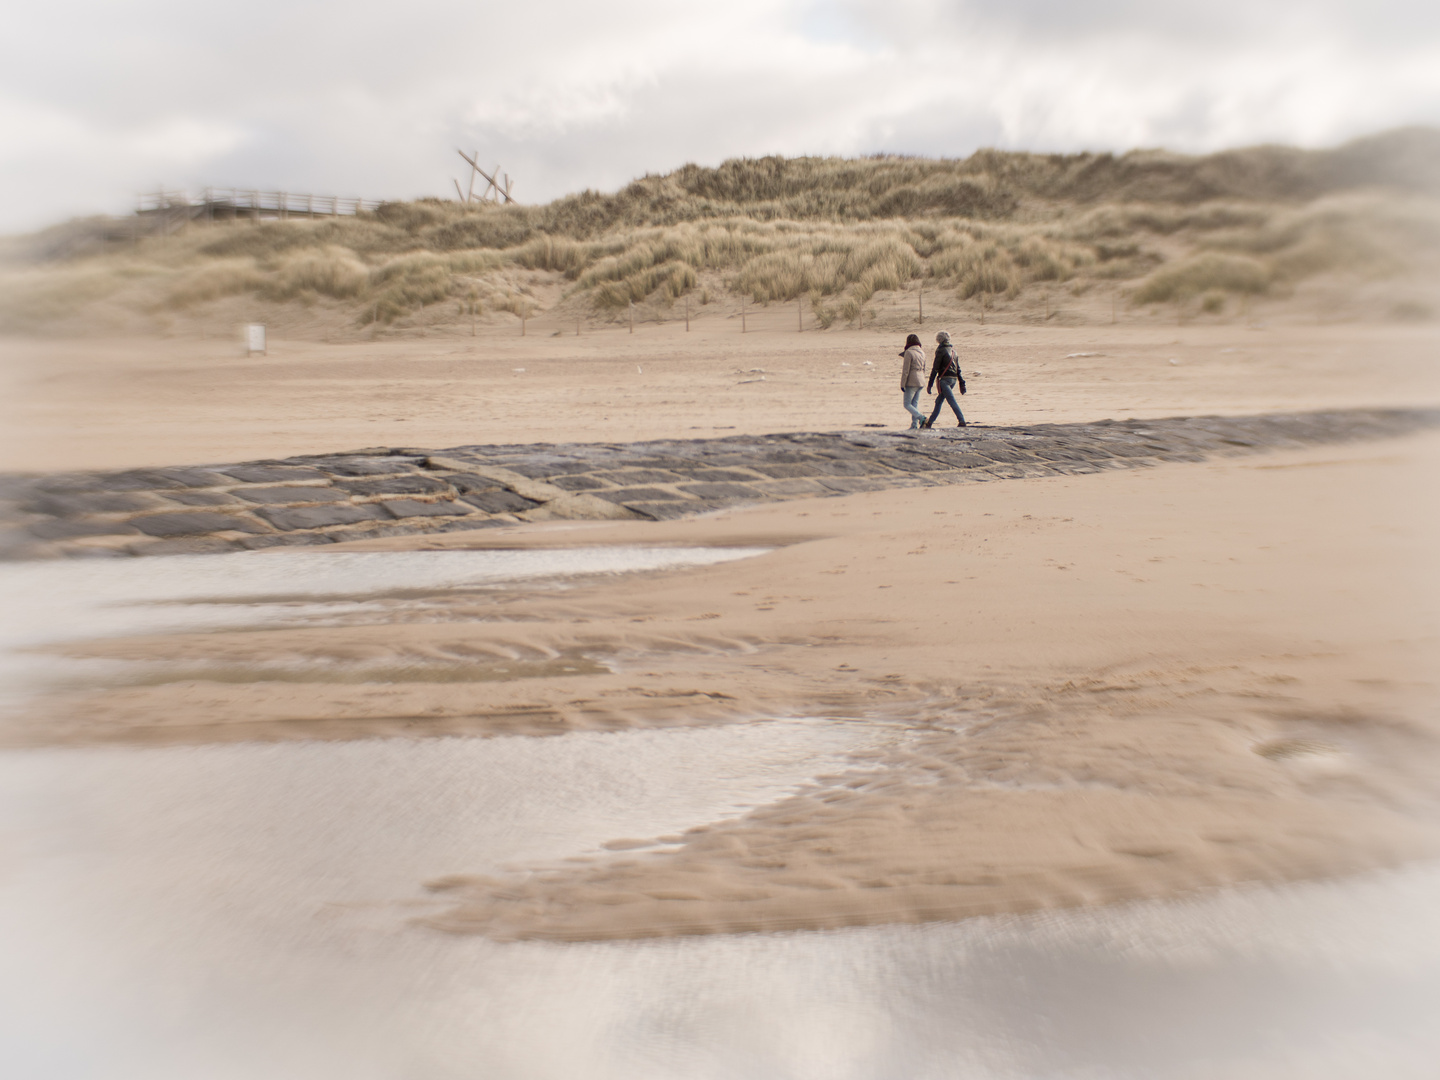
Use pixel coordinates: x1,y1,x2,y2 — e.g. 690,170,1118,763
2,0,1439,232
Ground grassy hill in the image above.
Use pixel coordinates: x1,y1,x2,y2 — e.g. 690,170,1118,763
4,128,1438,337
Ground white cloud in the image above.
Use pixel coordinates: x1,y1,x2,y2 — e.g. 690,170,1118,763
0,0,1437,231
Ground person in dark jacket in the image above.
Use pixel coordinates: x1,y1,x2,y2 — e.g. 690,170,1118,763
922,330,966,428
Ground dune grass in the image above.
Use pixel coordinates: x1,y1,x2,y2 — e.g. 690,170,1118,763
4,129,1437,333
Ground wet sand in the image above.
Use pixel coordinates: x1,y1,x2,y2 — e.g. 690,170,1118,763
2,318,1438,941
10,425,1439,938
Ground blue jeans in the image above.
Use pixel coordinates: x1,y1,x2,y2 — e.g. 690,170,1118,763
928,377,965,426
903,387,925,426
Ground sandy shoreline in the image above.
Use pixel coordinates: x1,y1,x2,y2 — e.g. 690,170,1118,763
4,321,1440,473
11,430,1439,938
3,320,1438,940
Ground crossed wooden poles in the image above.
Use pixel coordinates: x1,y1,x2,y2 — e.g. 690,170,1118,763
454,149,514,204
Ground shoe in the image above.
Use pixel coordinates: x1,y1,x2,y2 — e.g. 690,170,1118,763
957,421,967,427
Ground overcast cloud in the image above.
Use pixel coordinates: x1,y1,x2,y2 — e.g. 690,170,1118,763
2,0,1438,231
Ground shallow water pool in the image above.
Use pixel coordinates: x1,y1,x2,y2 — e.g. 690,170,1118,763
1,545,1437,1078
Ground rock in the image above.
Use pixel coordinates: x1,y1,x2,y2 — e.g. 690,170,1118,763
253,504,389,531
22,491,162,515
337,476,454,497
549,475,610,491
318,458,422,476
458,490,540,514
128,537,240,556
382,499,473,518
130,511,269,537
591,486,686,504
161,491,243,507
219,465,331,484
232,485,350,504
676,482,766,500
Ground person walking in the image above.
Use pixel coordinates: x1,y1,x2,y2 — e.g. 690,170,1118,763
922,330,966,428
899,333,927,429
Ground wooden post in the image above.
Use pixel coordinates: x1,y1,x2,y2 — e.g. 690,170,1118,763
685,296,690,331
628,301,634,334
798,296,803,332
522,310,527,336
470,302,476,337
1111,295,1117,324
741,297,746,333
1044,290,1050,320
919,283,924,325
576,316,581,337
980,293,985,326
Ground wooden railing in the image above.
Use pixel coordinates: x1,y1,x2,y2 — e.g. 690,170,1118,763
136,189,383,224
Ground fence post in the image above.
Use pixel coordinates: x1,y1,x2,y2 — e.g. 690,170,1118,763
685,296,690,332
741,297,746,333
629,301,634,334
919,283,924,325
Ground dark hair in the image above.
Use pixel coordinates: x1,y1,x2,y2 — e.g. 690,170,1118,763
905,334,921,348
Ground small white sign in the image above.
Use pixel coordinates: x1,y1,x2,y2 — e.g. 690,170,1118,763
245,324,267,356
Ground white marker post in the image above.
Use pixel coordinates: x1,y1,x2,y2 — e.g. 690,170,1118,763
245,324,267,356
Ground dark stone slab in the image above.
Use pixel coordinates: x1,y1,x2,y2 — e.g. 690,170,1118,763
445,474,506,495
754,478,829,496
549,475,610,492
592,469,685,485
382,499,473,518
22,491,158,516
162,491,243,507
438,518,510,532
336,475,453,497
128,537,240,556
747,462,822,479
591,487,686,504
624,501,704,521
670,468,765,482
253,504,387,531
232,485,349,504
815,477,893,493
90,468,231,491
29,519,140,540
144,468,234,489
969,446,1034,464
131,511,269,537
505,461,599,478
220,465,331,484
238,533,335,550
458,490,540,514
317,458,422,477
676,482,766,500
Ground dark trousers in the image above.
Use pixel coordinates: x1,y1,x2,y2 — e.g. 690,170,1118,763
928,377,965,425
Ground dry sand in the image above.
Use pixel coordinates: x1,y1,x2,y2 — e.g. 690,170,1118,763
3,318,1439,472
4,319,1439,940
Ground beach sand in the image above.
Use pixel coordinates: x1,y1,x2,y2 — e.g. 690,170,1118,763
3,318,1438,940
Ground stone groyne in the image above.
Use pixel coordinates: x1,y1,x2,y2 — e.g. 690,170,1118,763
2,409,1434,560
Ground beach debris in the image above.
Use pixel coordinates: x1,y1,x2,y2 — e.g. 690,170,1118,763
1169,358,1181,365
513,367,525,372
1064,351,1105,358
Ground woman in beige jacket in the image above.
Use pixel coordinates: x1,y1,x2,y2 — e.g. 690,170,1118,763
900,333,927,429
